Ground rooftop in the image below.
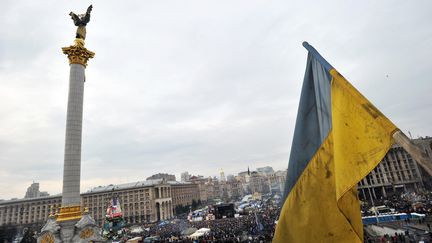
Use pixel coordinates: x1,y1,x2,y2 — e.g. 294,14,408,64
0,194,61,205
0,179,195,204
84,179,193,194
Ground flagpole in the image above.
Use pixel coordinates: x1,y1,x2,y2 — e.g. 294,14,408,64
302,42,333,72
393,131,432,176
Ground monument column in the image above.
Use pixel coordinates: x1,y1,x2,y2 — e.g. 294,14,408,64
38,6,104,242
56,39,94,222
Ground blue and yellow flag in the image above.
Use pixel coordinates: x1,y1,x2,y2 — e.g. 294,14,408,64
273,42,398,243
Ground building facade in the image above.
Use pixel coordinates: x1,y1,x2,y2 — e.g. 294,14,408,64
0,179,179,227
256,166,275,176
226,179,244,200
206,178,222,201
24,182,40,199
0,196,61,227
24,182,49,199
268,170,287,194
82,179,173,225
170,182,200,208
358,140,428,199
249,172,270,194
189,176,209,203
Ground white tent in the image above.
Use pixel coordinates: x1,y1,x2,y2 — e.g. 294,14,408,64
130,226,144,233
188,228,211,239
126,237,142,243
196,228,211,234
188,232,204,239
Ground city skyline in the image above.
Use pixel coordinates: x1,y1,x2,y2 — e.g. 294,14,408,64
1,1,432,200
1,165,284,201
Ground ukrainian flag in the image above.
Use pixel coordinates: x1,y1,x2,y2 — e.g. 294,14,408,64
273,42,398,243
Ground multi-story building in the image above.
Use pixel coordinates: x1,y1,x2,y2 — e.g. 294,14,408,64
207,178,222,201
414,137,432,187
237,171,251,194
226,174,235,182
237,171,250,182
170,181,200,208
0,195,61,227
415,136,432,157
257,166,275,176
226,179,244,200
358,137,432,200
0,179,179,227
82,179,173,225
219,182,229,201
24,182,40,199
268,170,287,194
23,182,50,199
189,176,209,203
249,172,269,194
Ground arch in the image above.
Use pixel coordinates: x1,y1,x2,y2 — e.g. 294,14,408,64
155,202,161,221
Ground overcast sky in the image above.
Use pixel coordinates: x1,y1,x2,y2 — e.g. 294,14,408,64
1,1,431,200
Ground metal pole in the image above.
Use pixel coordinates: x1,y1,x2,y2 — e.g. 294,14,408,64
367,186,380,223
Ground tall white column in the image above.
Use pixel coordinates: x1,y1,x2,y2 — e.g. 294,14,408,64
57,39,94,222
62,63,85,206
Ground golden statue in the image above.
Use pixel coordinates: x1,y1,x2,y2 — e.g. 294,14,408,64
69,5,93,40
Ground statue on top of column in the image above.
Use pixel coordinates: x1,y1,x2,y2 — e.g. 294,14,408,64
69,5,93,40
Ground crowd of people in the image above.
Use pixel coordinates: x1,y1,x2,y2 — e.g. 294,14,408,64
361,191,432,217
360,191,432,243
125,202,280,242
365,232,423,243
119,191,432,242
11,191,432,242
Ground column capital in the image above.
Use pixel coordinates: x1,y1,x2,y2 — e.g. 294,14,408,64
62,38,95,67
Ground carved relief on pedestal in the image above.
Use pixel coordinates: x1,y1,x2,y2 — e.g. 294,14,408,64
40,232,55,243
79,228,94,239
